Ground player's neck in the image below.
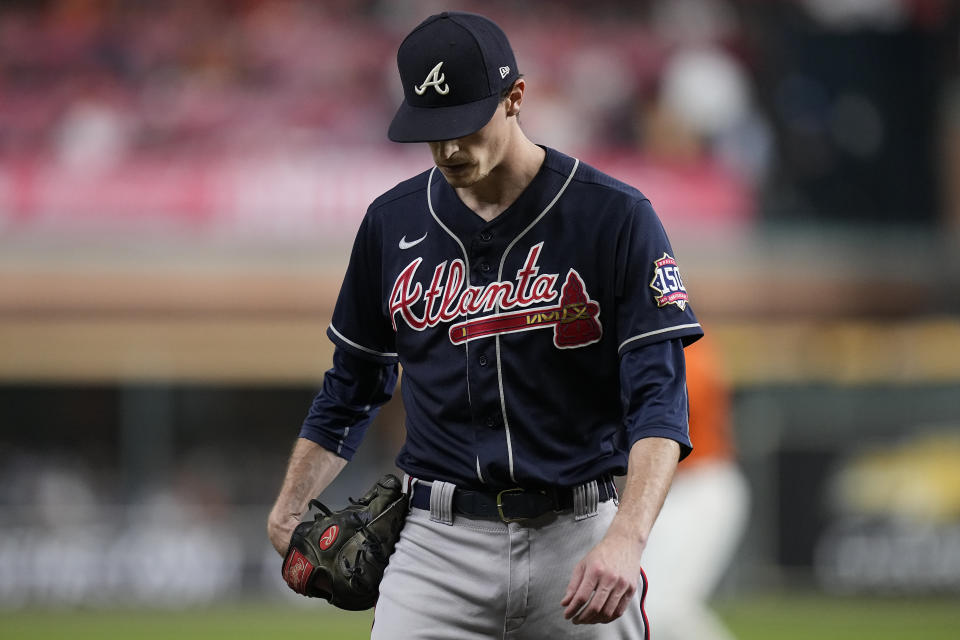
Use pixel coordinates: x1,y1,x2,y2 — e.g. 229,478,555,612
455,135,545,223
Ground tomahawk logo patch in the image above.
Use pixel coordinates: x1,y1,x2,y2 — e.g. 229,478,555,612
649,253,688,310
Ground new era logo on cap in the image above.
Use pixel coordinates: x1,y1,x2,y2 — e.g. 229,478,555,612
389,12,519,143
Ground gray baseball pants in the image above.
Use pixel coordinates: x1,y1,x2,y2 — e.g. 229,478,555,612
370,488,648,639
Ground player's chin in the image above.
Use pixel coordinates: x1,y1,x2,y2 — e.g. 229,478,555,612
438,164,480,186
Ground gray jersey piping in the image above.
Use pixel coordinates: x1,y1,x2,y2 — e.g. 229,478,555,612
617,322,701,354
328,323,399,358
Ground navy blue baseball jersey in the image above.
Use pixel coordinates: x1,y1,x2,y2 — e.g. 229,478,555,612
301,146,703,489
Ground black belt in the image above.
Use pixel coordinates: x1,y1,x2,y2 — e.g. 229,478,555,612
409,478,617,523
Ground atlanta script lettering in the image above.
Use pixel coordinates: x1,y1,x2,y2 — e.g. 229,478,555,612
389,243,559,332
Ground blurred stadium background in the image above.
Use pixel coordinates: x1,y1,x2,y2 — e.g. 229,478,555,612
1,0,960,638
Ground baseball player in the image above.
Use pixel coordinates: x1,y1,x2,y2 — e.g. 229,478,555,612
267,11,702,639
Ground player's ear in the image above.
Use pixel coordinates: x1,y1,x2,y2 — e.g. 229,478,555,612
505,79,524,117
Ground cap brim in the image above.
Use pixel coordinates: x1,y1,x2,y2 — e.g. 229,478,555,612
388,94,502,143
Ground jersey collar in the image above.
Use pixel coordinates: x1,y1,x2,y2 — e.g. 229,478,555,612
428,146,576,247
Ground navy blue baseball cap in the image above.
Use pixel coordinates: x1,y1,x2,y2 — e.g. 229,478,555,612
388,12,520,143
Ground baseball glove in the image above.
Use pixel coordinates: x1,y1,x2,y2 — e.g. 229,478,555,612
281,473,409,611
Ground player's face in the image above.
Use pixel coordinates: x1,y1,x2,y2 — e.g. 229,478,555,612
428,102,512,188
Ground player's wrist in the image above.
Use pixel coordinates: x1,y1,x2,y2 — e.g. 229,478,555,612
605,515,648,548
267,508,301,555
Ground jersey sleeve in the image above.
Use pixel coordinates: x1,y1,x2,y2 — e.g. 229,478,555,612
620,338,692,460
299,347,399,460
327,211,400,364
614,198,703,356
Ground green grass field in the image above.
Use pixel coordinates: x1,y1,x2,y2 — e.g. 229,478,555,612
1,594,957,639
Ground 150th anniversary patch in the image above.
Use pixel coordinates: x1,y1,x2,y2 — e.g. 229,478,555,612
649,253,688,310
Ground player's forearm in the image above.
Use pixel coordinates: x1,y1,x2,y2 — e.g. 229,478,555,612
607,436,680,548
273,437,346,515
267,437,347,554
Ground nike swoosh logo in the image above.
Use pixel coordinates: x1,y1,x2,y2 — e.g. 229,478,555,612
399,232,428,250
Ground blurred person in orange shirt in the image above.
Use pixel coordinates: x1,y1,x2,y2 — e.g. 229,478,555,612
640,332,750,640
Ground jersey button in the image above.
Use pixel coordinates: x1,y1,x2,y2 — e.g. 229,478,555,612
478,354,488,366
479,232,492,242
485,416,498,429
479,262,491,272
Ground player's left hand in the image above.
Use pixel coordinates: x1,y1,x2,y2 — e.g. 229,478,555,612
561,527,642,624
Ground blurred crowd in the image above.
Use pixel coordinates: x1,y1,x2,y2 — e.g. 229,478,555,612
1,0,956,226
0,0,776,184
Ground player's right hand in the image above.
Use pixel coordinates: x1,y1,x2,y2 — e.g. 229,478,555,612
267,509,302,556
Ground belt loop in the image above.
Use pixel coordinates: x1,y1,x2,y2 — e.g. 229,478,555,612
573,479,600,521
402,473,417,506
429,480,457,526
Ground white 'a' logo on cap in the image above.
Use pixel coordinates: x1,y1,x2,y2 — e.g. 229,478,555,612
415,61,450,96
